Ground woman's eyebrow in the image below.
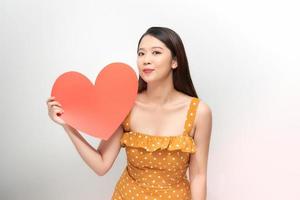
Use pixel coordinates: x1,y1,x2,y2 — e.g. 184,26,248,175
138,46,164,51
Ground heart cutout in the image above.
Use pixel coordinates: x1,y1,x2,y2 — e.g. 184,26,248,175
51,62,138,140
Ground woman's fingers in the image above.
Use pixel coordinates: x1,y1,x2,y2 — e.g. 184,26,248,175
47,100,62,109
48,101,62,107
50,107,65,125
53,113,65,125
46,96,55,103
51,105,64,113
46,96,66,126
46,97,62,106
52,108,63,117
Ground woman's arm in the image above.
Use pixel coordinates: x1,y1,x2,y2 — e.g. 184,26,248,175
47,96,124,176
63,124,123,176
189,101,212,200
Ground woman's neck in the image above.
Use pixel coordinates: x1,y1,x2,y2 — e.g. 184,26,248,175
142,76,179,106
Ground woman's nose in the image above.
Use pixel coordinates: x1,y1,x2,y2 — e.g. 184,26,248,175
143,61,151,66
142,53,152,65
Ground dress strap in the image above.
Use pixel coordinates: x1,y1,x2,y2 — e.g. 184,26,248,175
183,97,200,136
122,110,131,132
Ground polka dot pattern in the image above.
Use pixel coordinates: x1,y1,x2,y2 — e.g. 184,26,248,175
111,97,200,200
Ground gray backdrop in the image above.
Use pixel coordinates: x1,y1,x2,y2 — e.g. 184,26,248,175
1,0,299,199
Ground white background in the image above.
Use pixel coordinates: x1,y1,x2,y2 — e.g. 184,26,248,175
1,0,299,199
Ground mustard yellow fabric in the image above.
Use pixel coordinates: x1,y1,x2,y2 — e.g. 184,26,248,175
111,97,200,200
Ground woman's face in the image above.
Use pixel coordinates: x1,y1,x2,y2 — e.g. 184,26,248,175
137,34,177,83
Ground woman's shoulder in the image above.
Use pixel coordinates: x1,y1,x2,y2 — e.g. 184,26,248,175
193,97,212,131
175,92,211,126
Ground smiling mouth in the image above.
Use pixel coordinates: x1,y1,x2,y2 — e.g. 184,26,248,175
143,69,155,74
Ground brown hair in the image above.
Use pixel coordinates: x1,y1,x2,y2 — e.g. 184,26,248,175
137,26,198,98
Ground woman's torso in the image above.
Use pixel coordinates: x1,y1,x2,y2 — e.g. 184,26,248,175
111,94,201,199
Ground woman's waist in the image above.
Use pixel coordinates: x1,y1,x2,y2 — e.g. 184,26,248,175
124,164,189,188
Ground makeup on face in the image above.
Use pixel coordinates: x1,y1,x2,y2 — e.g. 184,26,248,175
142,68,155,75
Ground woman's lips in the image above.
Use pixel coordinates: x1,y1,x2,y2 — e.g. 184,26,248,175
143,68,155,74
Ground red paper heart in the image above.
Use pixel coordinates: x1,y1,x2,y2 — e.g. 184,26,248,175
51,62,138,140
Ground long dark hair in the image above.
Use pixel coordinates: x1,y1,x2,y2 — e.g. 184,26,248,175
137,26,198,98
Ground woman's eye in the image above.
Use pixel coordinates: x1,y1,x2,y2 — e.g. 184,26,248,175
138,51,160,56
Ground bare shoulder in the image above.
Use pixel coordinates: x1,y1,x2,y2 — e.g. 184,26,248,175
197,100,212,117
178,93,212,138
195,99,212,126
194,99,212,138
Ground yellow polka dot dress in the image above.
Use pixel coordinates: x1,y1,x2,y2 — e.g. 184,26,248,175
111,97,200,200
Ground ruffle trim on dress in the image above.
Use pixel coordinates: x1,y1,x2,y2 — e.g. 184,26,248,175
120,131,196,153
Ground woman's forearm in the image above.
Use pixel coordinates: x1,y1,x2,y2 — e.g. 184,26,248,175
191,175,207,200
62,124,105,176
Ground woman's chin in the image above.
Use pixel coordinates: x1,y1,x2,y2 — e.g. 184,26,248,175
140,75,155,83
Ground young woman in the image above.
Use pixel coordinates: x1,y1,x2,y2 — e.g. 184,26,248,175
47,26,212,200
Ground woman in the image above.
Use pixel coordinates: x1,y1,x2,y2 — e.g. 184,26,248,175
47,26,212,200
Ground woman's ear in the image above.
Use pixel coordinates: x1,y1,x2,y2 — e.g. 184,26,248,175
172,57,178,69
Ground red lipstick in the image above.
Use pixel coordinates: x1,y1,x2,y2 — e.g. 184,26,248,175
143,68,155,74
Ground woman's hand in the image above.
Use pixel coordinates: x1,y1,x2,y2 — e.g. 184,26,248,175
46,96,66,126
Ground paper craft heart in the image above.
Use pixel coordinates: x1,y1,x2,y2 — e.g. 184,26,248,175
51,62,138,140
